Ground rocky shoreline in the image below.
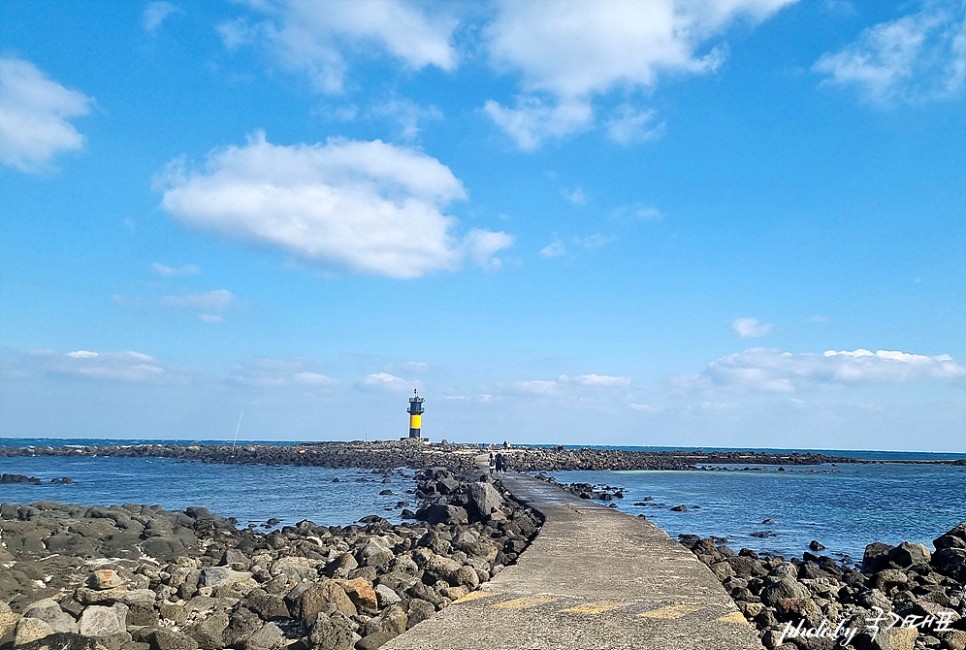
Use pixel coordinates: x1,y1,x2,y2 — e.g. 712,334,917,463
684,525,966,650
0,467,542,650
535,474,966,649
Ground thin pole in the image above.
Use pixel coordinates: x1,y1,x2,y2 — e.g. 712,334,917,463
231,409,244,453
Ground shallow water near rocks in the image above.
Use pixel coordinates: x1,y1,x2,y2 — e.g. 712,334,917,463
0,454,417,528
548,462,966,562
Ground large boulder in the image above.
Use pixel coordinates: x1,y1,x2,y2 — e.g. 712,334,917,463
14,617,54,647
89,569,123,590
357,605,408,650
241,589,290,620
224,608,262,647
307,612,354,650
419,504,469,526
186,611,230,650
245,622,284,650
77,603,129,644
201,566,255,589
0,600,19,639
935,523,966,550
337,578,378,611
323,552,359,579
760,578,811,607
405,598,436,628
423,555,462,586
270,556,321,581
868,626,917,650
888,541,931,567
148,627,197,650
23,599,78,634
862,542,894,573
932,547,966,581
356,538,394,568
374,584,402,608
297,580,358,621
466,482,503,519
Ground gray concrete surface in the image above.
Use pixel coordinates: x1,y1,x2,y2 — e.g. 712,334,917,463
385,469,765,650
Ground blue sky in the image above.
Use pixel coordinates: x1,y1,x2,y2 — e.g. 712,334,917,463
1,0,964,451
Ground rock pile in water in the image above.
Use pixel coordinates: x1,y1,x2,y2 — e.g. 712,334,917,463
683,523,966,650
504,447,860,472
0,442,479,474
0,468,541,650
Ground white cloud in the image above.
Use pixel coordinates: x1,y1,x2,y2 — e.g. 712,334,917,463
540,238,568,258
813,0,966,105
389,361,430,374
606,105,666,145
143,1,182,33
0,57,93,172
357,372,416,393
226,358,337,389
568,374,632,388
47,350,172,383
371,98,443,141
483,0,794,148
563,187,587,205
514,379,560,395
483,97,593,151
629,403,665,413
226,0,457,94
157,132,512,279
161,289,236,322
464,229,515,271
151,262,201,277
732,316,773,338
217,18,258,51
540,233,611,258
682,347,966,394
66,350,99,359
612,202,664,221
574,233,612,250
513,373,632,395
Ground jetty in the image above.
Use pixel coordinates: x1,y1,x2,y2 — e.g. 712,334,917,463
385,467,764,650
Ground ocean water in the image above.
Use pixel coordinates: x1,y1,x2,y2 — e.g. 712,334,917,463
2,439,964,562
0,453,417,528
548,462,966,563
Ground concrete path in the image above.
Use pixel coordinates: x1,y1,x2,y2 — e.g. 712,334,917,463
385,470,764,650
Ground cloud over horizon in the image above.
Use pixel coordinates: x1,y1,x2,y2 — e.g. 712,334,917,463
224,357,337,389
681,347,966,394
18,349,177,384
513,373,632,396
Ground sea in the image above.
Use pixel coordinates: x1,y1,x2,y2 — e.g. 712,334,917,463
1,438,964,563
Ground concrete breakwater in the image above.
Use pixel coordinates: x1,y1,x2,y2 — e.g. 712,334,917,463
0,441,866,473
0,467,542,650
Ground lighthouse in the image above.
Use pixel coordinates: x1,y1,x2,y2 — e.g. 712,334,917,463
407,389,424,439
